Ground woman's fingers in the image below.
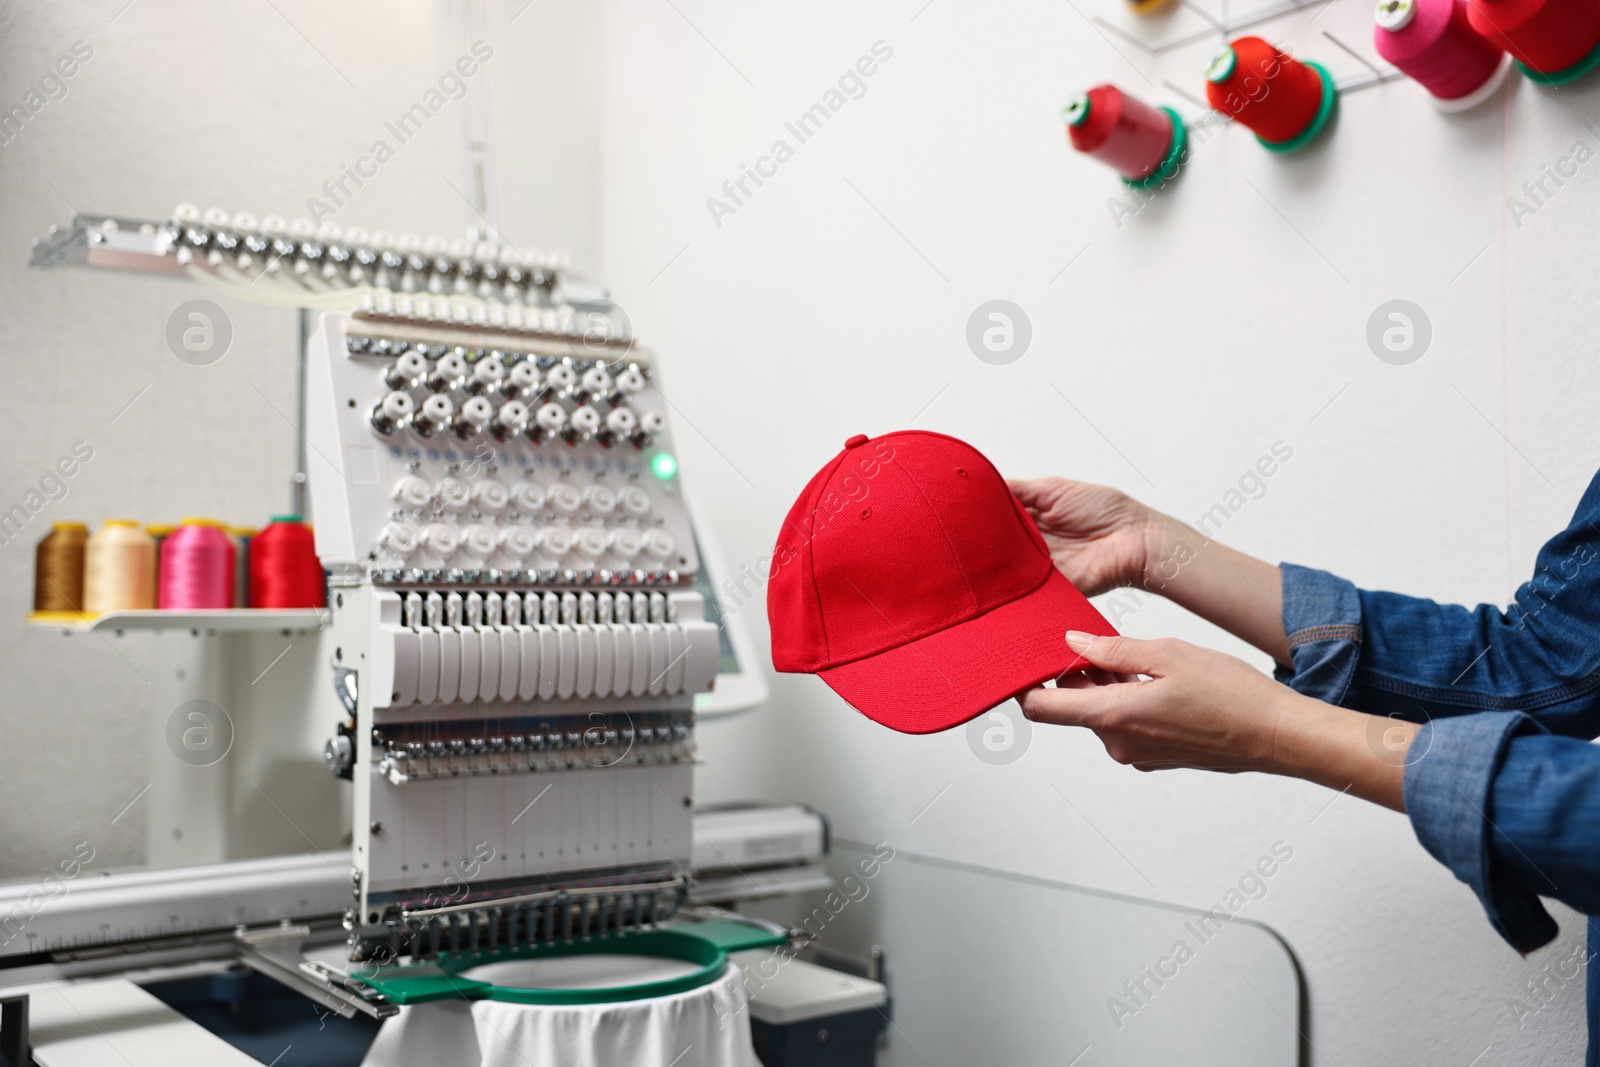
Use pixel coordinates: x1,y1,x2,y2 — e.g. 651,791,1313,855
1006,477,1044,500
1053,672,1102,691
1055,666,1122,688
1019,681,1130,727
1006,478,1058,512
1025,637,1298,781
1064,631,1178,677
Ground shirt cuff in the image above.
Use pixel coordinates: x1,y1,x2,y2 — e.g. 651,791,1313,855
1273,563,1363,707
1404,712,1560,953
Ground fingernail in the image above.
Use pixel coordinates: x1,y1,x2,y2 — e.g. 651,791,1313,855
1064,630,1094,652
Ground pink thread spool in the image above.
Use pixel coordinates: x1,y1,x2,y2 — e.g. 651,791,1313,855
1375,0,1513,111
158,518,236,610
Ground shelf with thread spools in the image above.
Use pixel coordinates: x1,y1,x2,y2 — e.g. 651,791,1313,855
1065,0,1600,185
28,514,328,630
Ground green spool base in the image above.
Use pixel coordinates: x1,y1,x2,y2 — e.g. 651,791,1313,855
1124,107,1189,189
353,919,787,1007
1518,35,1600,86
1257,61,1337,153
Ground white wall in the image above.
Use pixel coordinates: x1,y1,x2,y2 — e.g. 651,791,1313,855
595,0,1600,1062
0,0,603,876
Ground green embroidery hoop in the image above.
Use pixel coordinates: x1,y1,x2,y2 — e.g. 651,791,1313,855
353,919,787,1007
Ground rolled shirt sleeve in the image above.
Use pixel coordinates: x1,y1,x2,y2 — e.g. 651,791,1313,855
1275,560,1573,951
1273,563,1365,708
1274,562,1583,952
1272,464,1600,954
1404,712,1560,953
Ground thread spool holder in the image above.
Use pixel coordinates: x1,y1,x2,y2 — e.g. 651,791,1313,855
1091,0,1420,137
1101,0,1368,55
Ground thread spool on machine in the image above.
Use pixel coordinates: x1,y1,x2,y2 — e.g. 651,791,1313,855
250,515,326,609
84,520,158,613
29,515,329,622
31,521,87,618
159,518,236,611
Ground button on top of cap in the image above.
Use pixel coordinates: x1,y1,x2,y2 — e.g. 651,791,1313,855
844,434,869,449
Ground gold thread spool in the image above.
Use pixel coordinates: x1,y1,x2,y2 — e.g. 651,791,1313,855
33,522,88,615
85,520,157,613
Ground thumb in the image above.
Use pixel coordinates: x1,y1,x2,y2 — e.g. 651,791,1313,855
1063,631,1172,677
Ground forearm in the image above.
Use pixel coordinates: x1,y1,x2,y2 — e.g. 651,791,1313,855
1265,688,1415,812
1141,514,1291,667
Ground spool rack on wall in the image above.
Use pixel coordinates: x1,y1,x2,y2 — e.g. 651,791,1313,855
1061,0,1583,181
1095,0,1403,105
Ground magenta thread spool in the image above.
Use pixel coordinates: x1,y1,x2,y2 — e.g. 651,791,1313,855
158,518,236,610
1375,0,1512,111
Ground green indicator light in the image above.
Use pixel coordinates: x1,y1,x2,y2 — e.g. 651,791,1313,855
651,452,678,479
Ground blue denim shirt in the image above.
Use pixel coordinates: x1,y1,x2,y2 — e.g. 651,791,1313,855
1276,468,1600,1060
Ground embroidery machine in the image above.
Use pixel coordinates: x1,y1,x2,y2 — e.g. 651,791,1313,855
4,207,888,1067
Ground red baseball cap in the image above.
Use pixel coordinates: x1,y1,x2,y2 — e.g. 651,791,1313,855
767,430,1117,734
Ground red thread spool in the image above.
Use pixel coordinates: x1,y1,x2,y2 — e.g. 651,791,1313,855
1064,86,1185,186
1376,0,1512,108
159,518,236,610
1465,0,1600,81
1204,38,1337,151
250,515,326,609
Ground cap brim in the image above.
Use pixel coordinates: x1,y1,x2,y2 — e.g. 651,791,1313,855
817,569,1118,735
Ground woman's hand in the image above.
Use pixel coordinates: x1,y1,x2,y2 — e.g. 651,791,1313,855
1011,476,1292,666
1020,631,1417,811
1022,632,1288,773
1008,478,1162,597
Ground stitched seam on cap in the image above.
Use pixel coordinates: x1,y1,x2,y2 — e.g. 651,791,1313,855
894,452,980,615
806,446,859,667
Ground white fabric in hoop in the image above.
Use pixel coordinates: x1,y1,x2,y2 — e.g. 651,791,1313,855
360,956,759,1067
